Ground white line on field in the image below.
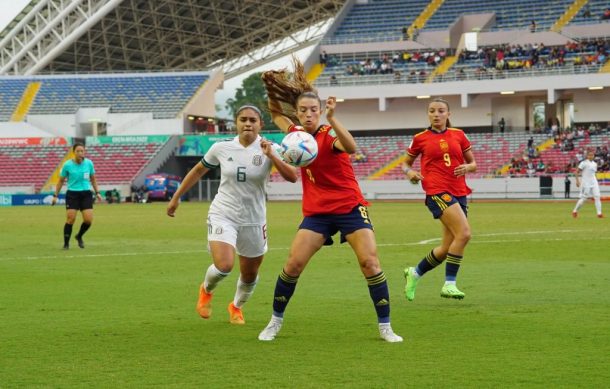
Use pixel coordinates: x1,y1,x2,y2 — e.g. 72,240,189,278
1,229,601,262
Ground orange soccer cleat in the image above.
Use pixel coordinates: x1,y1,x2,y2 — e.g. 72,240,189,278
572,211,578,218
196,285,213,319
227,302,245,325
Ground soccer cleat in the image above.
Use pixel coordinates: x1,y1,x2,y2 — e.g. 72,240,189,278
75,235,85,249
227,302,245,325
572,211,578,218
403,267,419,301
440,284,465,300
379,324,403,343
598,214,604,218
62,244,69,250
258,317,283,341
196,285,213,319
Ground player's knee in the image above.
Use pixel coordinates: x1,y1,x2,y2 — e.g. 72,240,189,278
284,257,306,276
456,229,471,245
359,257,381,274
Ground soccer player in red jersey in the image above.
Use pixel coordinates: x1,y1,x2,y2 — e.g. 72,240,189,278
257,59,402,343
402,97,477,301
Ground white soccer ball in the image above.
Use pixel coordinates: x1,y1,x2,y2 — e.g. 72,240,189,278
279,129,318,167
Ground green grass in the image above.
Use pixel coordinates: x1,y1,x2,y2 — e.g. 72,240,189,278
1,201,609,388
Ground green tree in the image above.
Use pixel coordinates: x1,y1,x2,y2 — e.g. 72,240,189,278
225,72,279,132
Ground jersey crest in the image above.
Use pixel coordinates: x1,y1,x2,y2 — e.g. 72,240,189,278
439,139,449,152
252,155,263,166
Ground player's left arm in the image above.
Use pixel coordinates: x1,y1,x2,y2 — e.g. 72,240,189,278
455,149,477,177
325,97,357,154
90,174,103,202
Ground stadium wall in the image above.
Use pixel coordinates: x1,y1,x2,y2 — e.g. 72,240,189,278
267,178,609,200
319,73,610,131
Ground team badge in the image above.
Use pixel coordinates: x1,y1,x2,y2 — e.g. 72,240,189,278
439,139,449,152
253,155,263,166
441,193,452,202
215,226,223,234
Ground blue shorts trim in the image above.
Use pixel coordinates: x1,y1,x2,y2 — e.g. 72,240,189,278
299,204,373,245
425,193,468,219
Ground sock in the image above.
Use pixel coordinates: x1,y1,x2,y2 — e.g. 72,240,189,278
76,222,91,238
63,223,73,246
574,198,585,212
203,264,229,293
445,253,463,282
233,276,258,308
594,197,602,215
271,269,299,318
366,271,390,324
415,250,443,277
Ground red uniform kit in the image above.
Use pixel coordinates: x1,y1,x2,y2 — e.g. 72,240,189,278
407,128,472,196
290,125,368,216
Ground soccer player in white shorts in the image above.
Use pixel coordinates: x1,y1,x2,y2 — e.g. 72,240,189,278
167,105,297,324
573,150,603,218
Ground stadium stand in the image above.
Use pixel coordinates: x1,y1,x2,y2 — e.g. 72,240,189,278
0,79,31,122
0,142,68,192
0,73,208,121
325,0,431,43
425,0,575,31
85,142,167,185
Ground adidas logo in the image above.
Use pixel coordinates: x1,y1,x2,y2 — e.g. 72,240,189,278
274,296,288,302
227,157,233,161
376,299,389,306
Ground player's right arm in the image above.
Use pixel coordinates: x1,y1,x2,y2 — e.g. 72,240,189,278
166,162,209,217
268,98,293,133
401,154,424,184
52,176,66,205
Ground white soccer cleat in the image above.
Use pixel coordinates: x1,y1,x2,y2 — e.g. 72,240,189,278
258,317,283,341
379,324,403,343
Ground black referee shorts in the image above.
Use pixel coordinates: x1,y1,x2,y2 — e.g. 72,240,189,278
65,190,94,211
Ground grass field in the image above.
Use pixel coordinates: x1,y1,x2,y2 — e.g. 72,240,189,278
1,200,609,388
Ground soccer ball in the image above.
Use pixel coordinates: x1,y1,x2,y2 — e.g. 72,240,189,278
279,129,318,167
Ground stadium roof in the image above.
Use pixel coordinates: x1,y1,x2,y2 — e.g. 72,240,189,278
0,0,346,77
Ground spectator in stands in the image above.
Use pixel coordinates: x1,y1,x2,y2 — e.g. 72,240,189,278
393,70,402,83
330,75,338,86
601,8,610,21
572,150,604,218
498,117,506,133
530,20,536,33
411,25,420,41
320,50,328,65
582,4,591,18
402,97,477,302
258,58,402,343
52,143,103,249
564,175,572,198
166,104,298,325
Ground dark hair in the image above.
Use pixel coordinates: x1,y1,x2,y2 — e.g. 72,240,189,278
72,143,85,152
429,97,452,128
235,104,263,120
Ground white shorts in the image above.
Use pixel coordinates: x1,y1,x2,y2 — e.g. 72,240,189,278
206,215,268,258
579,185,601,199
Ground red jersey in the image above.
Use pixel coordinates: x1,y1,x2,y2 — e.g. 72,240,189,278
290,125,368,216
407,127,472,196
